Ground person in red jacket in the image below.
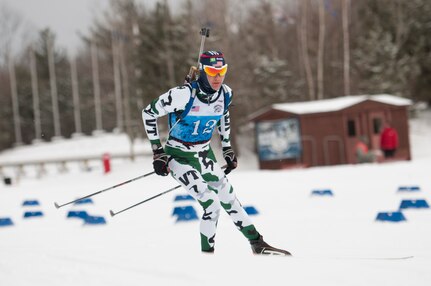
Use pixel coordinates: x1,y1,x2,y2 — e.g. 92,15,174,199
380,124,399,158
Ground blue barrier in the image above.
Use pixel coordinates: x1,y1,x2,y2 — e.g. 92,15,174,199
397,186,421,192
174,194,194,202
67,210,89,219
376,211,406,222
23,211,43,218
0,217,14,227
74,198,94,205
172,205,196,216
244,206,259,215
172,205,198,222
22,200,40,206
84,216,107,225
399,199,429,210
311,189,334,196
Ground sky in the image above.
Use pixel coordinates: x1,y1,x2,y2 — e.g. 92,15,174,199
0,0,177,55
0,110,430,285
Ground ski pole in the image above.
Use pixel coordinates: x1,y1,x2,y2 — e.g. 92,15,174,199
54,171,156,209
109,165,228,217
109,184,181,217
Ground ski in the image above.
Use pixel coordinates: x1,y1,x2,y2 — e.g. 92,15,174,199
261,249,292,256
293,255,414,261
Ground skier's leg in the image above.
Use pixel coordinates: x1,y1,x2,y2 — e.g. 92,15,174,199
207,165,260,241
207,161,292,255
168,157,221,252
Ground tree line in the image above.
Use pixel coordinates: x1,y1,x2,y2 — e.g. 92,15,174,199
0,0,430,151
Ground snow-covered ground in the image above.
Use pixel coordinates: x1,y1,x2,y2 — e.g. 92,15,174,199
0,110,430,286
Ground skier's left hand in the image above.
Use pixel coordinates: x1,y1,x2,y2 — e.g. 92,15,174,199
223,146,237,175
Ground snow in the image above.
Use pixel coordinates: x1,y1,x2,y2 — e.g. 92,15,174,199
272,94,412,115
0,111,430,286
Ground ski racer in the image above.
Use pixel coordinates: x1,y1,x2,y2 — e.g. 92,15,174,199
142,51,291,256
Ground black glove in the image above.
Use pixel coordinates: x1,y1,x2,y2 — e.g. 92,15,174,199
152,145,169,176
223,146,237,175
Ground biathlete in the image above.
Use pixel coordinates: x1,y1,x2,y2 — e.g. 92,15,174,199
142,51,291,255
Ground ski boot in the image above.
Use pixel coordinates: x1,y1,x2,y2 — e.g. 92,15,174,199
202,247,215,255
250,235,292,256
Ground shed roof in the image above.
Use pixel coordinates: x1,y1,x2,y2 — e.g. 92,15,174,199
272,94,411,115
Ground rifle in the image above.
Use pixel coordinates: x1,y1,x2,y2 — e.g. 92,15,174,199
184,27,210,83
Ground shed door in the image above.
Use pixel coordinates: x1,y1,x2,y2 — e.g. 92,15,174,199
345,116,360,164
368,111,384,150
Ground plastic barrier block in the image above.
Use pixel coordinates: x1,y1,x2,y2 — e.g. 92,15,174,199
84,216,107,225
376,211,406,222
23,211,43,218
172,206,198,222
74,198,94,205
22,200,40,206
0,217,14,227
397,186,421,192
174,194,195,202
172,206,196,216
67,210,89,219
399,199,429,210
244,206,259,215
311,189,334,196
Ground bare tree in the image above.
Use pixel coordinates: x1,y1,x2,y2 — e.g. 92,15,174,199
91,41,103,132
299,0,315,100
29,46,42,141
0,4,25,146
0,3,23,64
317,0,326,100
8,55,23,145
46,33,62,138
342,0,351,96
69,56,82,135
162,0,175,87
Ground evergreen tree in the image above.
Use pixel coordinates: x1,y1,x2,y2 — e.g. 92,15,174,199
352,0,430,103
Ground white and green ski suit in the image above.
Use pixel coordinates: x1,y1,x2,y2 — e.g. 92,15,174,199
142,82,259,252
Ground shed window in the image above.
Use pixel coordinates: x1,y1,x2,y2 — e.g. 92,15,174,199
347,120,356,137
373,118,382,134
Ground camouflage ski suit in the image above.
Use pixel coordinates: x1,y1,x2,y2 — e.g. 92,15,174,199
142,83,259,252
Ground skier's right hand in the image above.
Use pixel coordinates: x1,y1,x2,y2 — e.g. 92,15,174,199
152,145,169,176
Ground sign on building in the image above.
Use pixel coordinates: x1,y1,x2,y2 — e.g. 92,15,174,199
256,118,302,161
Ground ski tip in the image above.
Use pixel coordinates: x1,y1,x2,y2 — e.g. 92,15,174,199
54,202,60,209
109,210,115,217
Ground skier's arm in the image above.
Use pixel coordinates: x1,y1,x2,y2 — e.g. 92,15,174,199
142,86,190,176
218,110,237,174
142,86,190,148
217,85,233,148
217,110,232,148
217,87,237,174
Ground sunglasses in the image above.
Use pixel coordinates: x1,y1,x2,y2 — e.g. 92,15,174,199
203,64,228,77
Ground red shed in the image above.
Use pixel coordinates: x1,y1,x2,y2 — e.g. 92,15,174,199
249,94,412,169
